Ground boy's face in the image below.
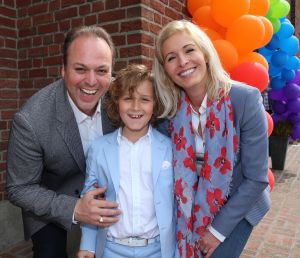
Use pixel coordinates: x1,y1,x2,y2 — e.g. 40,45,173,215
119,80,154,142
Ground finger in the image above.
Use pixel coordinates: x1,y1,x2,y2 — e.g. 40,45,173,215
95,199,120,209
88,187,107,196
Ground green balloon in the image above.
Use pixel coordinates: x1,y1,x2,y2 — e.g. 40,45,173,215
272,0,290,18
269,17,281,33
270,0,280,5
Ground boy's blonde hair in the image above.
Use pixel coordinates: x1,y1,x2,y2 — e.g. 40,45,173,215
106,63,164,127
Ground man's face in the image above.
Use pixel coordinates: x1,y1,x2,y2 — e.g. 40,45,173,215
62,35,113,116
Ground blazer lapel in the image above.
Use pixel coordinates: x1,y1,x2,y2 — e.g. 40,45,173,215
55,81,86,174
104,131,120,195
151,130,166,186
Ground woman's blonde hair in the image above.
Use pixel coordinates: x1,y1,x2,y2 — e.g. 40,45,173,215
153,20,233,118
106,63,164,127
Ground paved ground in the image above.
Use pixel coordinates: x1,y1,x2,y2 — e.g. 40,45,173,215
1,145,299,258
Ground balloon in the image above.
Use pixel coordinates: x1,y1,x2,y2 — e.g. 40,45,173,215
193,6,224,32
270,77,286,90
187,0,212,16
268,17,281,33
271,50,289,67
258,16,274,48
226,15,265,54
239,52,269,70
276,21,295,39
285,56,300,70
268,63,282,77
266,35,280,50
258,47,275,57
271,113,286,123
249,0,270,16
270,0,280,4
211,0,250,28
266,112,274,136
201,27,223,41
288,113,300,125
280,36,300,56
272,100,287,114
268,88,285,101
283,82,300,100
281,68,295,81
268,169,275,192
291,124,300,140
213,40,239,72
269,0,290,19
290,70,300,85
287,98,300,113
230,62,269,92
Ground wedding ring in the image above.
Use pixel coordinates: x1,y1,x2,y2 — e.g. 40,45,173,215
99,216,104,223
202,249,208,256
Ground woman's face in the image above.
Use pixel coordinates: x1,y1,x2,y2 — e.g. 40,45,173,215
162,32,208,93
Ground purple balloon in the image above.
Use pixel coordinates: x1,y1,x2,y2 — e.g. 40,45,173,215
291,125,300,140
288,113,300,125
283,82,300,100
272,112,289,124
290,69,300,85
272,100,287,114
287,98,300,113
268,88,285,101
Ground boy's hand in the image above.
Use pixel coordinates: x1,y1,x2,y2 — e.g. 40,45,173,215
77,250,95,258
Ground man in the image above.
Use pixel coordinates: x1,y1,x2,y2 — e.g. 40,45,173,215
6,26,121,258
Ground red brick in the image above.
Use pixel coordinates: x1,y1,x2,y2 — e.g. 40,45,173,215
121,0,140,7
32,59,42,68
18,38,32,49
127,6,141,19
55,7,78,21
33,36,43,46
112,35,126,46
0,59,17,69
84,15,97,26
100,10,126,23
150,0,165,14
79,4,91,15
0,27,17,38
106,0,120,10
0,80,17,88
43,56,61,66
32,13,54,26
49,45,61,56
71,18,84,28
19,27,37,37
121,19,143,32
28,47,47,58
0,99,17,109
0,69,18,78
0,6,16,18
1,110,16,120
62,0,85,8
28,3,48,16
16,0,31,7
29,68,47,78
92,1,104,12
0,90,18,99
5,39,17,49
0,16,15,28
38,23,59,34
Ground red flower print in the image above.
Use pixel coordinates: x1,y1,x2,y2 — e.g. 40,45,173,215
207,99,213,107
187,243,194,258
207,188,224,214
217,97,225,111
183,145,196,172
187,213,196,231
174,127,187,151
200,151,211,180
222,125,228,137
173,159,177,168
175,178,187,204
206,110,221,138
194,204,201,213
227,104,234,121
177,230,184,241
189,121,194,134
186,104,192,115
233,135,238,153
214,147,232,174
192,181,198,191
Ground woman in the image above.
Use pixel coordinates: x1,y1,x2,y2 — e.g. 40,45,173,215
153,20,271,258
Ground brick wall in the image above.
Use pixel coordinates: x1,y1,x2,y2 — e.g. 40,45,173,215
0,0,189,201
0,1,17,201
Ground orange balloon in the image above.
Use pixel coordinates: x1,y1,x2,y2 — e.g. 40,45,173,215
249,0,270,16
187,0,212,16
258,16,273,48
266,111,274,137
239,52,269,70
226,15,265,54
211,0,250,28
213,40,239,72
268,168,275,192
201,27,223,41
193,6,223,32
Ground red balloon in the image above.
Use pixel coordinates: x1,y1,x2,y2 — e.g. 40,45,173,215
230,62,269,92
266,112,274,137
268,168,275,192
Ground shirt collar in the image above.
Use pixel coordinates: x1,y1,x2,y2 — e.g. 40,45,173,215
67,93,101,124
190,94,207,115
117,125,152,145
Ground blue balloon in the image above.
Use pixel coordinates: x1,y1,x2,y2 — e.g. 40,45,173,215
276,21,294,39
281,68,295,81
270,77,286,89
280,36,299,55
258,47,274,57
271,50,289,67
269,63,282,77
266,35,280,50
285,56,300,70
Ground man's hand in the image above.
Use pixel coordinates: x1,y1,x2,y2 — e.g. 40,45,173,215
196,230,221,258
77,250,95,258
74,187,121,227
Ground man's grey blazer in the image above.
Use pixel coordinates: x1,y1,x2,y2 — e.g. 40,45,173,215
6,79,115,239
211,83,271,237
